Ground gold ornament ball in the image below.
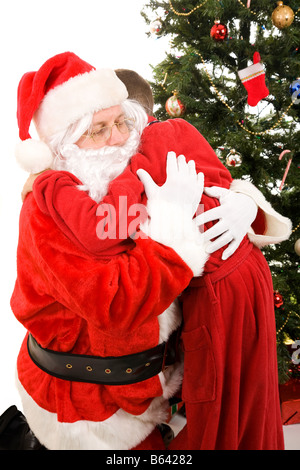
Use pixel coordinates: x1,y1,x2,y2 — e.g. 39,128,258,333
294,238,300,256
271,1,294,29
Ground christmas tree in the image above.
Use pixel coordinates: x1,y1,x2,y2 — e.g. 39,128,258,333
141,0,300,383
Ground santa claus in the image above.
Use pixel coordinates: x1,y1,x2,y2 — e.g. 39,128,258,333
8,52,290,450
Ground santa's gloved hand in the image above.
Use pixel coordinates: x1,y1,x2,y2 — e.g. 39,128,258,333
137,152,208,277
195,186,258,260
137,151,203,218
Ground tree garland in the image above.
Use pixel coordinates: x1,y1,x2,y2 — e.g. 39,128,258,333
168,0,300,18
158,2,300,136
168,0,212,16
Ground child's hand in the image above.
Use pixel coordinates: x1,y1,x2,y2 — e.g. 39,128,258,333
21,174,39,202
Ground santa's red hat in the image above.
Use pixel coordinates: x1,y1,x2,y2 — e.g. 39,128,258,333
15,52,128,173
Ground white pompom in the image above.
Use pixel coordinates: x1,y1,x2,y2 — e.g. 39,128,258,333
15,139,54,174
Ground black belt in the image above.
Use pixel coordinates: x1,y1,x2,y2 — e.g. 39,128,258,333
27,333,178,386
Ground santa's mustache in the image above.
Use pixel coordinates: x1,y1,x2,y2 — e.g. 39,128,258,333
52,130,140,203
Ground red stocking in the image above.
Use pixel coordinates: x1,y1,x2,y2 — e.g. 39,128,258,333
238,52,269,107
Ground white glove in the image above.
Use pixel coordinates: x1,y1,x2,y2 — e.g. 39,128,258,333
137,151,203,218
195,186,258,260
137,152,208,277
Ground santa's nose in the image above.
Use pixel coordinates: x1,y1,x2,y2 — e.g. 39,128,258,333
106,124,129,147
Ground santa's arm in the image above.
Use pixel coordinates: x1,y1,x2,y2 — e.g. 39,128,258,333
12,216,197,338
196,181,292,259
20,154,207,334
14,201,199,336
229,179,292,247
31,168,146,256
34,235,194,333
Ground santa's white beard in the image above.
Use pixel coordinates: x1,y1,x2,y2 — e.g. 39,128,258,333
53,130,141,203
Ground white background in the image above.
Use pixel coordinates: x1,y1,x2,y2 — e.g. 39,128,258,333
0,0,169,413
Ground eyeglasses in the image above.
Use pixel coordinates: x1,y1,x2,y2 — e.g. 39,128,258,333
83,117,135,143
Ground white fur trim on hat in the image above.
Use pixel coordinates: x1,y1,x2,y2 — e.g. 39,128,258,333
34,69,128,140
15,139,54,174
238,62,265,83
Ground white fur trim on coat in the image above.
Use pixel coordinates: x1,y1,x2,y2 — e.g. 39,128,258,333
141,199,209,277
158,299,182,343
16,363,183,450
230,179,292,248
34,69,128,139
16,301,184,450
16,377,168,450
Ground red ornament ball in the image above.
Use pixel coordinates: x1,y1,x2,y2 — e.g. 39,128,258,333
274,290,284,308
210,21,228,42
165,94,186,117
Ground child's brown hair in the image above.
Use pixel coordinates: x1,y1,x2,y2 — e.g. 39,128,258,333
115,69,154,115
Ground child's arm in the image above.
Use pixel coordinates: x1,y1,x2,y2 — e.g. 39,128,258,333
130,118,233,189
137,119,292,253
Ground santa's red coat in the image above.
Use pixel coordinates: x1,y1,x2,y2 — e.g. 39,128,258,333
12,118,286,449
11,193,197,449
